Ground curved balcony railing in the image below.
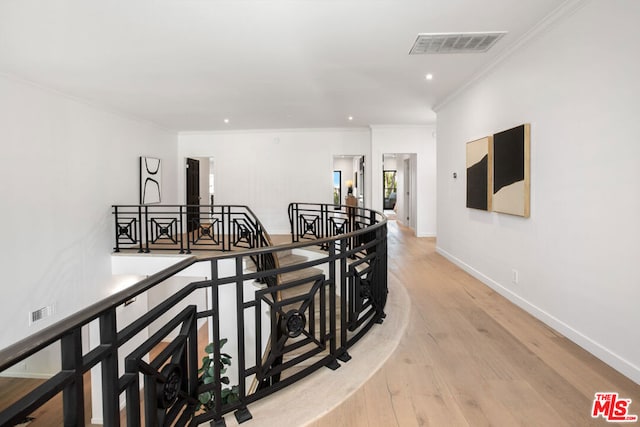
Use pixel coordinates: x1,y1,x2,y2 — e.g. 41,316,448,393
0,203,387,426
112,204,272,254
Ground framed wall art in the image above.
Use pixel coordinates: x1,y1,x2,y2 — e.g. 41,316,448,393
492,124,530,217
466,136,493,211
140,156,162,204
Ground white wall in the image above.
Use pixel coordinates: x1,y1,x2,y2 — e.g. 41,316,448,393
0,75,178,354
178,129,371,234
371,126,437,237
435,0,640,383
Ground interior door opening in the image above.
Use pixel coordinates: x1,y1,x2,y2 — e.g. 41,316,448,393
382,153,416,228
332,155,365,208
186,158,200,232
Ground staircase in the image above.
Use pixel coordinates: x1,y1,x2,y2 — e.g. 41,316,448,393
245,246,343,389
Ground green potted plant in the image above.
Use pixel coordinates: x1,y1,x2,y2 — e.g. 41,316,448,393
197,338,240,410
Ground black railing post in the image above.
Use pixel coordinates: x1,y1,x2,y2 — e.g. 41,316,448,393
113,206,120,253
321,204,327,239
187,308,198,399
221,206,227,252
291,203,298,242
61,328,84,426
210,260,223,422
138,205,144,253
100,308,121,427
339,237,348,350
179,205,185,254
328,241,337,358
377,224,388,316
235,257,246,400
125,372,141,427
144,205,150,253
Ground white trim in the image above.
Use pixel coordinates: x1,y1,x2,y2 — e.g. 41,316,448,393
436,245,640,385
416,232,436,238
0,372,54,380
433,0,589,112
178,127,371,136
369,124,435,130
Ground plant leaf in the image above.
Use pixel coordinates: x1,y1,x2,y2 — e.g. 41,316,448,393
198,392,211,405
221,377,230,385
204,343,214,354
219,338,228,348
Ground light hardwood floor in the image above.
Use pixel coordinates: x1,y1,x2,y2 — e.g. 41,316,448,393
309,220,640,427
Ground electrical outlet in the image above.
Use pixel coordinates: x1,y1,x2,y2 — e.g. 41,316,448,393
512,269,519,284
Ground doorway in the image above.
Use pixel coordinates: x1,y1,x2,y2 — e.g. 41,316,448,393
383,170,397,211
332,155,365,207
382,153,416,228
186,158,200,232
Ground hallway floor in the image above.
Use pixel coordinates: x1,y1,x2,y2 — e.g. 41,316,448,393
308,220,640,426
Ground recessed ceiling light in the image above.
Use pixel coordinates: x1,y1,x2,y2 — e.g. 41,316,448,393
348,116,354,121
425,73,433,80
224,118,229,124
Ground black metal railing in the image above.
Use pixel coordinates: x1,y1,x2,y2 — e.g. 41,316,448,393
112,204,271,254
288,202,379,257
0,202,387,426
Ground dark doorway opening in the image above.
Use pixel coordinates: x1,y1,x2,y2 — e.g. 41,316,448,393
186,158,200,232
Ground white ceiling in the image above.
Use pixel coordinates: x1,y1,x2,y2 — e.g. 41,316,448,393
0,0,567,131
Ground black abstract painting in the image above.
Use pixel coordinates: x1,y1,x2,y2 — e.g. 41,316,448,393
492,124,530,217
466,136,492,211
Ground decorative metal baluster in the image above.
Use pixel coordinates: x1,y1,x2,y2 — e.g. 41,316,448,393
138,205,144,253
113,206,120,253
210,260,224,424
234,256,252,423
100,308,120,427
179,205,185,254
144,205,150,253
61,328,84,426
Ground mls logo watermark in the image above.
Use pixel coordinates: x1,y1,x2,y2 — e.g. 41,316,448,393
592,392,638,422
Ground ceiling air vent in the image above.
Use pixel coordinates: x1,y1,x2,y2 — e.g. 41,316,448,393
409,32,507,54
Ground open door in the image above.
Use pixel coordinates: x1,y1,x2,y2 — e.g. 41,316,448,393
186,158,200,232
403,158,411,224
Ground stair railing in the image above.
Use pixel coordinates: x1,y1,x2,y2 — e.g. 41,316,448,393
0,203,387,426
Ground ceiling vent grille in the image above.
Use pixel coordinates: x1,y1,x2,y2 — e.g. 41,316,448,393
409,32,507,54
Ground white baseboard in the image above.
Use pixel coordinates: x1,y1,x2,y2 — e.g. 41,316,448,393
436,246,640,385
416,232,436,238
